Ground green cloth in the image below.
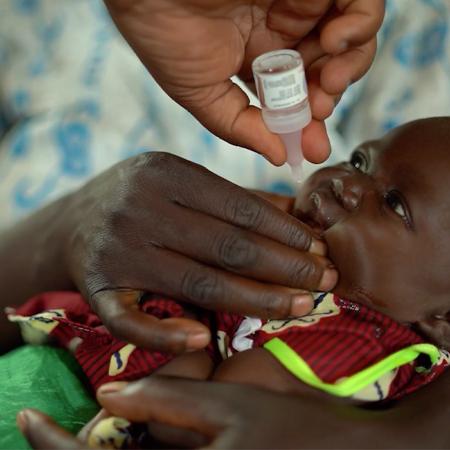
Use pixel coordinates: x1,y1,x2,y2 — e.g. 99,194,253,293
0,345,99,449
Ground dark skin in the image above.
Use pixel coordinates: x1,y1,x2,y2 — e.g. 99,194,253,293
18,117,450,448
105,118,450,398
0,152,340,355
18,373,450,449
104,0,384,164
296,116,450,347
0,0,386,354
93,116,450,397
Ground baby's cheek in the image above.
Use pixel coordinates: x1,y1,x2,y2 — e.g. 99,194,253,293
323,219,402,312
323,221,376,297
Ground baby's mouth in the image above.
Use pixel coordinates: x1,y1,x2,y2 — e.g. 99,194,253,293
297,187,347,232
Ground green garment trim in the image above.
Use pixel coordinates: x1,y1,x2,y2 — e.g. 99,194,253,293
264,337,439,397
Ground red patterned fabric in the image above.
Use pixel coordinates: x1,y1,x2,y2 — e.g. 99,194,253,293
9,291,449,400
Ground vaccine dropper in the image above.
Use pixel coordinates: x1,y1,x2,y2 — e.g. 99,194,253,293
252,49,312,182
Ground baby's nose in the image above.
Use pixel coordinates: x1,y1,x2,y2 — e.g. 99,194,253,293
330,178,362,211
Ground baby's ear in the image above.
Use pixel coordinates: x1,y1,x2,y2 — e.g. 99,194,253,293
415,314,450,350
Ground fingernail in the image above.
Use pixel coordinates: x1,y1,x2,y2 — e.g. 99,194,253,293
186,330,210,351
97,381,128,396
309,238,326,256
290,293,314,317
16,410,30,434
319,268,339,291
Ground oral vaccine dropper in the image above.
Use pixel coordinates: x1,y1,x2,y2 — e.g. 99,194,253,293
252,49,312,182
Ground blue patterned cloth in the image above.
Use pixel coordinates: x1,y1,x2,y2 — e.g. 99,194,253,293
328,0,450,151
0,0,450,228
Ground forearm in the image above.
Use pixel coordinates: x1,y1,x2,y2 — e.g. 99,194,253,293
236,373,450,449
0,193,77,304
313,371,450,449
0,194,75,350
214,348,450,448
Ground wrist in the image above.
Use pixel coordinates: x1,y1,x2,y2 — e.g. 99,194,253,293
25,193,77,298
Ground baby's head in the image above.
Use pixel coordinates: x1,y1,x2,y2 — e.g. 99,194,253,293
295,117,450,348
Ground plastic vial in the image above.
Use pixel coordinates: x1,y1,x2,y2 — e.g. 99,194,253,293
252,49,311,182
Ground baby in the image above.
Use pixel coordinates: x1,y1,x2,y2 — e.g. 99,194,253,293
9,117,450,447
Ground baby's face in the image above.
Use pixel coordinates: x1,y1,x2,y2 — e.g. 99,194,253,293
295,118,450,324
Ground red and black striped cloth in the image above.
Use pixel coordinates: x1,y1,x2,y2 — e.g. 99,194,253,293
9,291,449,400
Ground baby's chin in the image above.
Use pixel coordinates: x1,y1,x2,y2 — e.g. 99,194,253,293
322,230,392,316
320,225,363,300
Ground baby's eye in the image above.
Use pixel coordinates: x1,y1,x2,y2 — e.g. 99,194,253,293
384,190,408,222
350,151,369,173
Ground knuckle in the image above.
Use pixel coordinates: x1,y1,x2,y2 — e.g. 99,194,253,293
104,206,133,235
216,232,258,270
284,222,311,250
258,291,290,319
130,152,172,190
224,195,265,230
102,196,169,254
146,329,173,353
102,204,154,250
136,151,178,171
181,268,220,307
84,269,111,301
285,257,321,288
101,310,126,339
133,152,196,205
82,245,115,293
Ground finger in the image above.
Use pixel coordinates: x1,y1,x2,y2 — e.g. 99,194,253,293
320,39,377,94
147,421,209,449
266,0,336,41
305,54,336,120
297,30,325,68
95,247,326,331
183,80,287,165
97,376,293,449
321,0,385,53
308,82,335,121
92,290,211,354
97,377,238,437
77,409,110,442
251,191,294,212
17,409,82,450
301,119,331,163
150,202,334,290
161,156,326,254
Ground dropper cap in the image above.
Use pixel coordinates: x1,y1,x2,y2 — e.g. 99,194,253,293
252,49,311,183
280,130,303,182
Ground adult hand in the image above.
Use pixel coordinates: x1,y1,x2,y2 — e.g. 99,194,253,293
104,0,384,165
18,373,450,449
61,152,336,353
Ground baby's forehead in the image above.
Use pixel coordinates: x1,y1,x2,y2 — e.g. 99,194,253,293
364,119,450,171
359,120,450,226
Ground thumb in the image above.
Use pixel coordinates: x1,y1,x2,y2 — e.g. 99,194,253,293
186,80,331,165
91,289,211,353
184,81,287,165
17,409,83,450
97,377,234,439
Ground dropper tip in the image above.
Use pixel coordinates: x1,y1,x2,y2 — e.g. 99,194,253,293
289,164,303,183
